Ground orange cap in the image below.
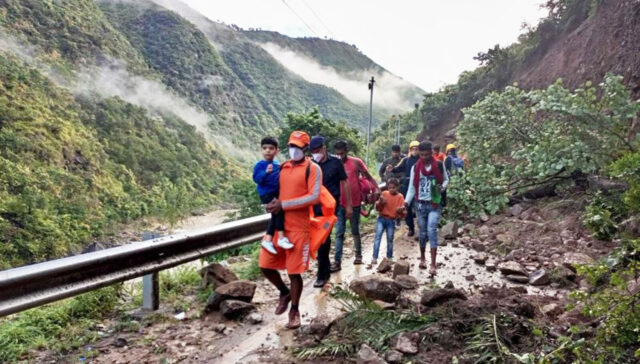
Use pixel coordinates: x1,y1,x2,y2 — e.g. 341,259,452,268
288,130,310,148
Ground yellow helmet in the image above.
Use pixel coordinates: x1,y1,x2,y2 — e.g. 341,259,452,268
446,144,456,153
409,141,420,149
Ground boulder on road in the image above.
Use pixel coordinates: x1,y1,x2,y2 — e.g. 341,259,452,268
385,349,403,364
394,274,418,290
529,269,550,286
220,300,255,319
377,258,393,273
394,332,419,354
472,253,488,265
506,275,529,284
356,344,386,364
509,204,524,218
498,261,528,276
441,221,459,240
392,261,410,278
421,288,467,307
206,280,256,311
562,253,594,272
350,275,401,303
200,262,238,288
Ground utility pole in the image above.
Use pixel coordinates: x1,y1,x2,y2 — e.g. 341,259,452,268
366,76,375,164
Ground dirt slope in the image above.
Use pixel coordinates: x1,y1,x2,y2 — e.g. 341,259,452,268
514,0,640,97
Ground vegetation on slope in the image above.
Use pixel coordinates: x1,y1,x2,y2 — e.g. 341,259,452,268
0,0,148,72
0,55,234,268
99,1,274,142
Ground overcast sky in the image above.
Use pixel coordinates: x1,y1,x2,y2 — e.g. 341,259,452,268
181,0,547,92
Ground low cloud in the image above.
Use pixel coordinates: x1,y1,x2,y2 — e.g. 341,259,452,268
258,42,421,110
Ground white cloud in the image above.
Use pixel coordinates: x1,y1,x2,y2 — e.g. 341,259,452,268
258,42,420,110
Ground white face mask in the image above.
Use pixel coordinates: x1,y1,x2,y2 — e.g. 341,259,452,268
312,153,324,162
289,146,304,161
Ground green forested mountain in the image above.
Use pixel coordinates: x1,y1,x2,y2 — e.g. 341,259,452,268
0,0,420,266
0,54,237,268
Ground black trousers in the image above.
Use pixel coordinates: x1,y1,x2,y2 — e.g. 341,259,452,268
317,236,331,280
260,191,284,235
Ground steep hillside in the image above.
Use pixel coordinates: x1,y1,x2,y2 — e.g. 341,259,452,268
373,0,640,155
0,54,235,268
514,0,640,96
0,0,149,72
99,1,275,142
144,0,413,129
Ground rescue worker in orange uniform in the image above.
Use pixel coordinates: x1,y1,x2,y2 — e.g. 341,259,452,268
259,131,322,329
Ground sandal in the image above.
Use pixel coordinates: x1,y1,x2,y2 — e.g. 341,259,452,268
419,260,427,269
429,265,437,276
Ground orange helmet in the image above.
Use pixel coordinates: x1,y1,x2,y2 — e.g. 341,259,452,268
288,130,310,148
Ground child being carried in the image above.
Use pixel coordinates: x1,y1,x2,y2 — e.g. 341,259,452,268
252,137,292,254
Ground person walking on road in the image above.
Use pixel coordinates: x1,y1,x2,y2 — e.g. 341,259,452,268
258,131,322,329
370,178,406,267
387,141,420,236
309,135,351,288
444,144,465,175
331,140,379,271
378,144,405,183
404,141,448,276
433,144,446,162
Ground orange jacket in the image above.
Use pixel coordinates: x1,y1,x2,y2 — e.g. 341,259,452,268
280,158,323,232
434,152,446,162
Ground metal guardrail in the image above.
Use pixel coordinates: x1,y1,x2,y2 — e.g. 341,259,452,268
0,214,270,318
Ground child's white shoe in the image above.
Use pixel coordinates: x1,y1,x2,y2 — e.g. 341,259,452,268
278,236,294,250
261,239,277,254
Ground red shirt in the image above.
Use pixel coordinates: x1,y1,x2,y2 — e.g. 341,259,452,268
434,152,446,162
377,190,405,219
339,156,368,208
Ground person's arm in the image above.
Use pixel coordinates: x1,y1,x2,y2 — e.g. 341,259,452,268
440,162,449,190
375,193,386,212
389,157,406,174
357,159,379,192
444,156,452,174
252,161,268,185
281,163,322,211
404,166,416,204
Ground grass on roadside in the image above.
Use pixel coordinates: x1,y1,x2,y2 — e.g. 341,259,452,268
0,286,121,362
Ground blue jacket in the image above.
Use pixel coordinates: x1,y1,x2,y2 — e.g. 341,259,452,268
253,160,280,197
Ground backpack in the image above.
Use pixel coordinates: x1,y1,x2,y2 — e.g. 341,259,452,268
448,156,465,173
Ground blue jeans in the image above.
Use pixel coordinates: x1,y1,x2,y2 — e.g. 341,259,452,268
372,217,395,260
415,202,441,249
334,205,362,263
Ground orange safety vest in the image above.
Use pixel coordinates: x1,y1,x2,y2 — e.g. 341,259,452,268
274,158,337,259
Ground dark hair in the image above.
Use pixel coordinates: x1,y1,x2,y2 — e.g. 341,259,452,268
387,177,399,187
334,140,348,151
391,144,401,152
433,144,441,151
261,136,278,148
418,141,432,151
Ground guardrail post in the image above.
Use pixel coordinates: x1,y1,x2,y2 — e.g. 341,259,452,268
142,272,159,310
141,232,161,310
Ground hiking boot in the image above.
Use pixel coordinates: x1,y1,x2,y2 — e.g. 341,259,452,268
278,236,294,250
286,310,301,329
275,293,291,315
313,278,327,288
353,256,363,265
261,239,277,254
330,262,341,272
